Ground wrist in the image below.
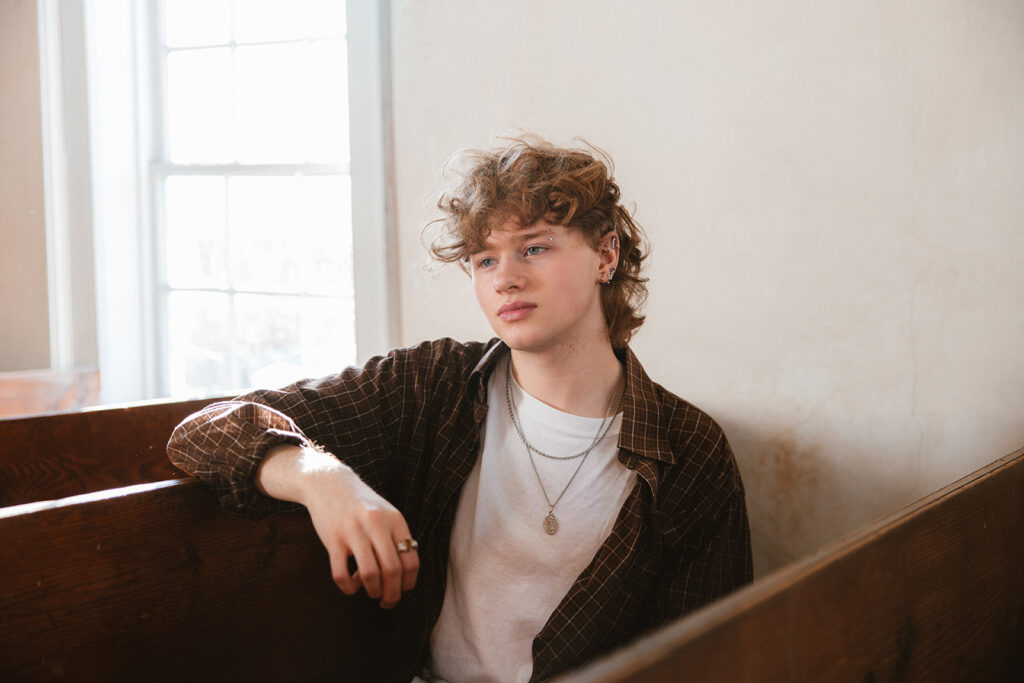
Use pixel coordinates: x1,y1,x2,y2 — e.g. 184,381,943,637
258,443,350,505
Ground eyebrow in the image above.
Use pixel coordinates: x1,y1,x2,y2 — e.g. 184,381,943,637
515,229,548,243
475,229,550,253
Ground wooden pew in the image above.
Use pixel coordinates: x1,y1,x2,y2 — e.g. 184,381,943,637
3,400,1020,680
559,446,1024,682
0,477,384,681
0,397,226,507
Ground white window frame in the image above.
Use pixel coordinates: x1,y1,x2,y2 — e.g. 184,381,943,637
38,0,396,403
37,0,98,372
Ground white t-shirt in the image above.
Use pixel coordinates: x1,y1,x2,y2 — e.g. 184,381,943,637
426,367,636,682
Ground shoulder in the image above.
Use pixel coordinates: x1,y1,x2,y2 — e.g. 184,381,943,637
350,337,502,394
649,385,746,541
369,337,498,375
621,349,743,520
620,347,731,467
657,385,732,469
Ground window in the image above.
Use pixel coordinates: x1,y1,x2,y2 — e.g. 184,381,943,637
155,0,355,396
40,0,392,403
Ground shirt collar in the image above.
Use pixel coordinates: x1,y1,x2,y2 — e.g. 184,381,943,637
470,339,675,464
469,338,507,402
615,345,676,464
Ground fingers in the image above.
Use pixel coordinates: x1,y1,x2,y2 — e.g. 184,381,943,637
328,546,361,596
393,523,420,594
369,529,404,608
324,520,420,609
398,542,420,593
366,524,420,608
349,537,383,599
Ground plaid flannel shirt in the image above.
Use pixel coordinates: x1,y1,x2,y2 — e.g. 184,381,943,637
167,337,753,681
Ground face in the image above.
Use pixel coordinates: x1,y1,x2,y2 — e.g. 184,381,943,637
469,219,618,355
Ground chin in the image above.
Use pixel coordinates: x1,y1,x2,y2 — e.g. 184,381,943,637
493,327,541,352
499,332,559,355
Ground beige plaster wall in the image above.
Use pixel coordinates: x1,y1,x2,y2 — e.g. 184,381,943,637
0,0,50,371
388,0,1024,575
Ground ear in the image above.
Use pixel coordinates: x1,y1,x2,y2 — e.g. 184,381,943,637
597,231,620,284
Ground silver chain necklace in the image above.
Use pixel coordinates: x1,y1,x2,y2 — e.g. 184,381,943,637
504,356,623,535
505,357,621,460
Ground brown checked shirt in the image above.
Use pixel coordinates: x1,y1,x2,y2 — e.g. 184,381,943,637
167,338,753,681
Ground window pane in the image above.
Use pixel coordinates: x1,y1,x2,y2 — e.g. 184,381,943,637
234,293,301,388
304,0,348,39
234,0,347,43
234,44,308,163
295,176,353,296
164,176,227,289
305,41,350,163
167,48,232,163
234,293,356,390
234,41,349,163
167,291,231,396
228,176,352,295
228,176,304,292
300,295,356,377
164,0,230,48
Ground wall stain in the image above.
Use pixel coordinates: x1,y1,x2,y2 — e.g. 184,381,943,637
758,429,821,552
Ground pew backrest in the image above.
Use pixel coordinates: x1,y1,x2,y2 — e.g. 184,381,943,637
0,478,383,681
560,446,1024,682
0,397,226,507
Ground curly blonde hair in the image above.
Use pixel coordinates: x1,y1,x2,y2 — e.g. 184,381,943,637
427,136,649,348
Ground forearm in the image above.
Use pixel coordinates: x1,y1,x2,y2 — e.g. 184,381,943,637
167,400,314,517
257,443,357,506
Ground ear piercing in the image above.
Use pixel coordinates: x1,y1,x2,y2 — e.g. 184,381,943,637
600,234,618,284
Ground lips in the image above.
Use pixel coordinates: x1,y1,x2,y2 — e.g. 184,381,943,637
497,301,537,322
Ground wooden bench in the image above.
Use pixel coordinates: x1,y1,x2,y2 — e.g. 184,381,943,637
0,478,384,681
559,445,1024,682
0,397,225,507
2,400,1021,681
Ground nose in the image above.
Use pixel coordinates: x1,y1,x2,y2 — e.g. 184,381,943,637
492,260,525,293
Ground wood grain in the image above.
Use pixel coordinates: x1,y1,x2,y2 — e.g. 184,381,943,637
0,478,384,682
0,397,226,507
558,446,1024,682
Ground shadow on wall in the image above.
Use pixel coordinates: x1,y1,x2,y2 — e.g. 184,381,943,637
725,422,927,578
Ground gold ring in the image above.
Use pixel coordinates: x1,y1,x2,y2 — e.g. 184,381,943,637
395,538,419,553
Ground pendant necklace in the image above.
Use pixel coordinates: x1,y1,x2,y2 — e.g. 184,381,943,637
504,356,623,535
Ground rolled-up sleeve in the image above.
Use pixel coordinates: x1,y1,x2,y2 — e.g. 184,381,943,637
167,400,314,517
166,341,437,519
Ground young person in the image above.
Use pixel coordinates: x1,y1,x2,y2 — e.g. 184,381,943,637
167,137,752,682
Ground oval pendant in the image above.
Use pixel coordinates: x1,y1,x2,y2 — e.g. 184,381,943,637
543,513,559,535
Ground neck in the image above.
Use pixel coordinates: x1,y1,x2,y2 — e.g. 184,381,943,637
509,337,623,418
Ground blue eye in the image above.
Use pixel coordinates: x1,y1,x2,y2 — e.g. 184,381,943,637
477,257,497,269
525,245,546,256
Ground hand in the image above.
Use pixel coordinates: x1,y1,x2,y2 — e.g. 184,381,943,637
304,466,420,608
258,445,420,608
